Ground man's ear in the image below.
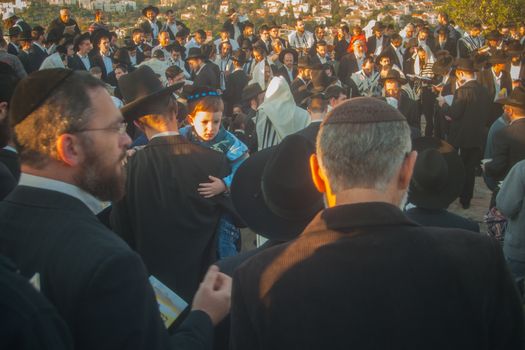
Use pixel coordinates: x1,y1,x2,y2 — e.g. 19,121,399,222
56,134,83,166
398,150,417,190
310,153,327,193
0,102,8,122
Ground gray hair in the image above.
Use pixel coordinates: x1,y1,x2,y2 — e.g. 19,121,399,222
317,121,411,193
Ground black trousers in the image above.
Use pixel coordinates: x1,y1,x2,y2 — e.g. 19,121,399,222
458,147,481,203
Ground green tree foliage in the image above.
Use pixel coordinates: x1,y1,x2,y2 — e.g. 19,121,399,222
440,0,525,29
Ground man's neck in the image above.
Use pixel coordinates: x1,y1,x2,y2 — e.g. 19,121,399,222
309,112,325,122
21,164,75,185
332,187,401,208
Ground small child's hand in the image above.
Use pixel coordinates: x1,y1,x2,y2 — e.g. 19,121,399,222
198,176,227,198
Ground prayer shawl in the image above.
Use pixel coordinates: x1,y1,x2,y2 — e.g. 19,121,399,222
256,76,310,150
351,69,381,97
458,34,483,57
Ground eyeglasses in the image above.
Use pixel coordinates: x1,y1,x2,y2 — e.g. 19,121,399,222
75,122,128,135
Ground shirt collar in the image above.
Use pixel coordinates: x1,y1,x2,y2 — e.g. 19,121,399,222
18,173,108,214
150,131,180,140
303,202,418,234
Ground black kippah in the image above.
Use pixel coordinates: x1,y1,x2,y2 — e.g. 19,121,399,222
323,97,406,125
9,68,74,127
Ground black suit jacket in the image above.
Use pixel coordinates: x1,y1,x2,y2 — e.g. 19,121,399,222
223,69,249,115
276,65,297,86
478,69,513,124
405,207,479,232
29,43,48,71
68,54,94,71
0,186,213,350
338,53,360,84
17,50,32,74
111,135,233,302
485,118,525,180
441,80,491,148
435,38,457,57
0,148,20,180
7,42,19,56
193,62,221,90
230,202,524,349
382,44,404,70
90,53,112,83
223,20,244,40
398,91,420,128
366,35,390,55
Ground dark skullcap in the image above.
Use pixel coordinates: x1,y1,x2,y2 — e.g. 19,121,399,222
9,68,74,127
322,97,406,126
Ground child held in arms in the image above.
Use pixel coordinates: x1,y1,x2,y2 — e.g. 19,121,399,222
180,86,249,258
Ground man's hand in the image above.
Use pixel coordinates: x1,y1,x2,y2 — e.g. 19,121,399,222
192,265,232,326
436,95,446,107
198,176,227,198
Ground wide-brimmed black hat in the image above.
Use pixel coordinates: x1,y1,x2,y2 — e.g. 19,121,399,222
119,66,184,122
240,39,252,50
379,69,407,85
185,47,206,61
454,58,478,72
309,67,337,93
241,83,263,102
142,5,159,16
278,48,298,64
231,50,247,64
8,27,20,37
372,22,385,31
485,30,502,41
231,134,323,240
18,30,32,42
496,85,525,108
408,137,465,209
488,51,509,64
297,56,311,69
507,41,524,57
432,53,454,75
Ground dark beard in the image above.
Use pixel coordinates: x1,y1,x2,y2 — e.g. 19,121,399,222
75,140,127,202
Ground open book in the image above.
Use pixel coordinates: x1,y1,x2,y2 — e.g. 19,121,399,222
149,276,189,329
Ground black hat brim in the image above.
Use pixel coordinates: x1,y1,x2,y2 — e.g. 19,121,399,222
121,81,185,122
231,145,321,241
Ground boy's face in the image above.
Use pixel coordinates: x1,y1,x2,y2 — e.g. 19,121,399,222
191,111,222,141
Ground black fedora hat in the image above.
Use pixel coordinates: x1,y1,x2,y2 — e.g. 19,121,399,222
185,47,206,61
278,48,298,64
488,51,510,64
231,134,323,240
8,26,20,37
309,67,336,93
496,85,525,108
231,50,247,64
432,53,454,76
507,41,524,57
241,83,263,102
454,58,478,72
485,30,502,41
18,30,32,42
142,5,159,16
119,65,184,122
408,137,465,209
297,55,311,69
379,69,407,85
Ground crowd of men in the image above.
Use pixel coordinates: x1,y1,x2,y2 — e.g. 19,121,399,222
1,4,525,349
